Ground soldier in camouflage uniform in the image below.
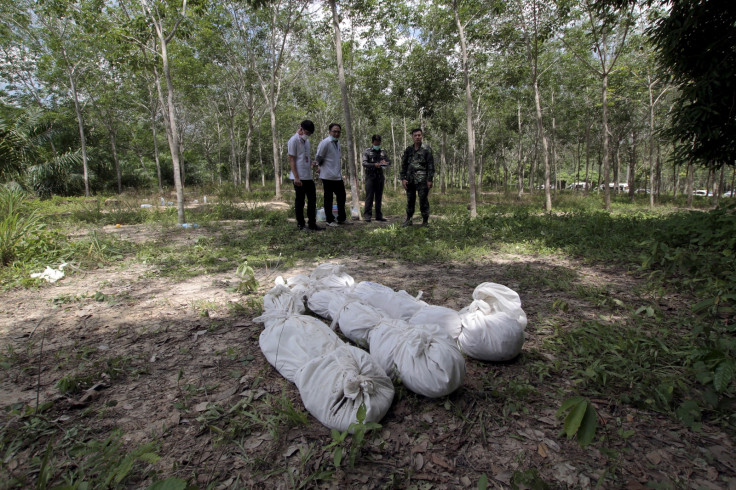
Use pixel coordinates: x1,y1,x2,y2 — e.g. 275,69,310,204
362,134,390,222
400,128,434,226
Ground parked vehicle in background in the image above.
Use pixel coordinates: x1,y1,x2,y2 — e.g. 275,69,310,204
635,188,650,194
694,189,708,196
567,182,588,190
722,190,735,198
599,183,629,192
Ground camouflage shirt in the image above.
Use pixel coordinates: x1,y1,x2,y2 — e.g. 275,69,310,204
400,145,434,184
362,147,391,178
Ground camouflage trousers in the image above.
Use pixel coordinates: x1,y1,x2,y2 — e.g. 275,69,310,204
405,181,430,220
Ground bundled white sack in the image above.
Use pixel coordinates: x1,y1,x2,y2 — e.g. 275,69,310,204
262,283,306,316
254,313,344,383
328,295,385,346
470,282,528,327
457,282,527,361
369,320,465,398
354,281,423,321
295,345,394,432
409,304,463,339
287,264,355,303
307,288,348,320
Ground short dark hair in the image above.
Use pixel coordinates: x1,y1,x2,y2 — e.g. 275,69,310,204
329,123,342,131
371,134,382,143
300,120,315,133
411,128,422,135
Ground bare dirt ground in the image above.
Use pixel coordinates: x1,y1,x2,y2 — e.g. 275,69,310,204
1,219,735,489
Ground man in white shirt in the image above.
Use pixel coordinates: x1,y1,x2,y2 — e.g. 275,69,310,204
288,120,323,231
315,123,347,226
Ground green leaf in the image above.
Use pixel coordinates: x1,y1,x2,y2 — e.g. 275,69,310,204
333,446,343,467
478,473,489,490
713,359,735,392
555,396,585,418
577,403,598,447
563,400,587,439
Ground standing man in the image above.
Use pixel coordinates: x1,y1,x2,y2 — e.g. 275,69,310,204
400,128,434,226
362,134,390,222
288,119,323,232
316,123,348,227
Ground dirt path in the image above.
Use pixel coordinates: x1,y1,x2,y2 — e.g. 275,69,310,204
1,224,734,489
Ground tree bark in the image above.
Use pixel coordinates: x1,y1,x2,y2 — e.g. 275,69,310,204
329,0,361,219
454,0,477,217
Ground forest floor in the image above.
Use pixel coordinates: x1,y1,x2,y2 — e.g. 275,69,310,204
1,207,735,489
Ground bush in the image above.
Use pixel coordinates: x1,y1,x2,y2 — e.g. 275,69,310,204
0,186,44,265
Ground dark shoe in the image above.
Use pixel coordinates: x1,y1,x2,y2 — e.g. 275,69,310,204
364,218,372,222
308,224,325,231
420,218,429,227
401,218,412,227
337,220,352,225
376,217,388,222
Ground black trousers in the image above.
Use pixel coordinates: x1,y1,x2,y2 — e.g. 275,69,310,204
293,180,317,228
364,175,384,219
405,181,430,220
322,179,347,223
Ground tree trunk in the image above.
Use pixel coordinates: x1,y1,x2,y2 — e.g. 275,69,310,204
67,68,90,197
110,129,122,194
329,0,361,219
454,0,477,217
441,131,448,194
601,71,611,209
391,117,397,191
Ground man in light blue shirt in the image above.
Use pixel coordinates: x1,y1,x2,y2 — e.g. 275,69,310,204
288,120,323,231
315,123,347,226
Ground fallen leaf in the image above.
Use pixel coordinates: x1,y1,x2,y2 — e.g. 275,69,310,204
645,450,662,466
194,401,209,412
538,442,549,458
193,330,208,341
282,446,299,458
411,440,428,454
414,453,424,471
431,453,454,470
460,475,472,487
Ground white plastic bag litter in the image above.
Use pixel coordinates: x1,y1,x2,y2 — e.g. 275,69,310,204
369,320,465,398
262,283,306,316
255,313,344,383
354,282,423,321
295,345,394,433
409,304,463,339
30,263,68,283
328,295,385,346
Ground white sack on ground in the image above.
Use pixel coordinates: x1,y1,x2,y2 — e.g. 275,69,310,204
354,281,423,321
470,282,528,328
307,288,348,320
369,320,465,398
254,313,344,383
457,310,524,361
287,264,355,303
409,304,463,339
262,283,306,316
328,295,385,346
295,345,394,432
